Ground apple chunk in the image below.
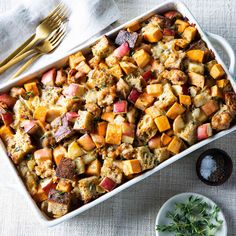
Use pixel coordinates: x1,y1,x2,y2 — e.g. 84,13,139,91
197,123,213,141
99,177,117,192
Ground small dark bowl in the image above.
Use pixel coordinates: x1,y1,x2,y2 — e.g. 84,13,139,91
196,148,233,186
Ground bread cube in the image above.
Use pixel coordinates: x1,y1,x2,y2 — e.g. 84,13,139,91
34,148,52,162
210,64,225,79
182,26,197,42
188,72,205,88
105,54,119,67
69,51,85,68
88,56,101,69
166,102,186,120
24,82,39,96
122,159,142,176
143,25,162,43
46,106,66,123
91,133,105,148
33,106,47,122
56,179,72,193
145,105,163,119
76,61,91,74
122,123,135,144
97,122,107,137
154,147,171,163
193,91,211,107
161,133,172,146
154,115,171,132
105,123,122,145
175,19,189,33
75,156,85,174
167,136,182,154
33,186,48,202
216,79,229,88
119,61,137,75
101,112,115,123
146,84,163,97
210,85,222,98
53,145,67,166
73,110,94,133
201,100,219,116
86,159,101,176
92,36,114,58
188,62,204,74
68,141,84,159
179,95,191,106
186,50,205,63
133,49,151,68
107,64,123,79
77,134,96,151
135,93,154,111
98,62,108,70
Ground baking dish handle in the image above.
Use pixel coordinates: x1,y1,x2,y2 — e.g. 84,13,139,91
205,32,236,77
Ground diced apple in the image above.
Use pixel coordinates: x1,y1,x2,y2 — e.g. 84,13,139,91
86,159,101,176
201,100,219,116
113,100,127,114
99,177,117,192
0,93,16,108
133,49,151,68
65,83,86,97
1,112,13,126
23,120,39,134
197,123,213,141
173,115,185,133
146,84,163,97
105,123,122,145
77,134,96,151
66,112,79,122
122,123,135,144
73,110,94,133
68,141,84,159
186,50,205,63
34,148,52,162
166,102,186,120
188,72,205,89
41,68,56,86
46,107,66,123
40,178,54,195
164,10,182,20
128,88,141,104
142,70,155,82
113,42,130,59
91,133,105,148
163,28,175,36
148,136,161,149
210,64,225,79
188,62,204,75
154,115,171,132
53,145,67,166
10,87,26,98
161,133,172,146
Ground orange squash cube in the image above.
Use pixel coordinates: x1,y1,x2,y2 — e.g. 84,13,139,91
166,102,186,120
210,64,225,79
24,82,39,96
161,133,172,146
98,62,108,70
97,122,107,137
179,95,191,106
53,145,67,166
182,26,197,42
105,123,122,145
86,159,101,176
186,50,205,63
127,21,141,32
146,84,163,97
133,49,151,68
33,106,47,122
167,136,182,154
175,19,189,33
101,112,115,123
143,25,162,43
0,125,14,144
123,159,142,176
135,93,154,111
154,116,171,132
216,79,229,88
77,134,96,151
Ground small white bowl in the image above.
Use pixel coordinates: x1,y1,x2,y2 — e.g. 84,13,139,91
155,192,227,236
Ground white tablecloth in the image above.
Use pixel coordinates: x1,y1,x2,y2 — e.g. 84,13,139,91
0,0,236,235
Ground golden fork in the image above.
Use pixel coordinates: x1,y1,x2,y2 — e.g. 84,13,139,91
0,2,70,67
10,24,67,79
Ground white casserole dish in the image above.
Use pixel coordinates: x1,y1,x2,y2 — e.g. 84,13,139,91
0,0,235,227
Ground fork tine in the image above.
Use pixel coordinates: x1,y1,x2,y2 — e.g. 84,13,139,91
44,2,64,21
51,25,67,44
49,4,67,22
52,31,67,49
47,2,65,20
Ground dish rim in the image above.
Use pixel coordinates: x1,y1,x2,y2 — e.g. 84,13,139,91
0,0,235,227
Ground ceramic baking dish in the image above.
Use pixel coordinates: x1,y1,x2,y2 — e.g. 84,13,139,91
0,0,235,227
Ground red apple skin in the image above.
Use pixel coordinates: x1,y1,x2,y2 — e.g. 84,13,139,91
1,112,13,126
41,68,56,86
24,120,39,134
113,101,127,114
113,42,130,59
142,70,155,82
66,112,79,122
163,28,175,36
128,88,141,104
0,94,17,108
197,123,212,141
164,11,182,20
99,177,117,192
40,178,55,195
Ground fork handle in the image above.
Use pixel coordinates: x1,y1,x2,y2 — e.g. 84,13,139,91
0,34,36,67
0,49,36,74
11,53,42,79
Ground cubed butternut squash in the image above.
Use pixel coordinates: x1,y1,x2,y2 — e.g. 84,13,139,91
101,112,115,123
154,115,171,132
216,79,229,88
167,136,182,154
0,125,14,144
210,64,225,79
122,159,142,176
135,93,154,111
77,134,96,151
119,61,137,75
166,102,186,120
86,159,101,176
186,50,205,63
127,21,141,32
53,145,67,166
105,123,122,145
179,95,191,106
133,49,151,68
161,133,172,146
182,26,197,42
33,106,47,122
143,25,162,43
24,82,39,96
146,84,163,97
175,19,189,33
188,72,205,89
97,122,107,137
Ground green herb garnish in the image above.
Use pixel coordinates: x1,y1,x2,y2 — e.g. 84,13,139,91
25,91,34,100
156,196,223,236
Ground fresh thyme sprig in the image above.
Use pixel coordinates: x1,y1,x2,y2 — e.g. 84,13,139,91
156,196,223,236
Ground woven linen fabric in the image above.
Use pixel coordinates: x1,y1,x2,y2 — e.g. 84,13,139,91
0,0,236,235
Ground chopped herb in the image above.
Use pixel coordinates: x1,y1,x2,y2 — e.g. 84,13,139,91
14,147,20,152
25,91,34,100
73,96,79,100
156,196,223,236
25,153,33,160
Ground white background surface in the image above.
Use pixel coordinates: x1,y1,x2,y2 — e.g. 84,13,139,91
0,0,236,235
